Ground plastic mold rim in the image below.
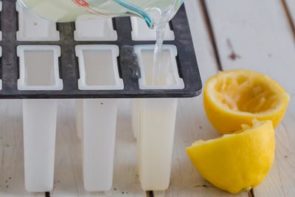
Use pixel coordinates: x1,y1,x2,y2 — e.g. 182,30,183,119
17,45,63,91
134,44,184,90
75,45,124,90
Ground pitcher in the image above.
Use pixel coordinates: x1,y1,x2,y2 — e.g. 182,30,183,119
19,0,184,28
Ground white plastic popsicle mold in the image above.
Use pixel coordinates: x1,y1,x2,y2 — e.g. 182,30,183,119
76,45,123,90
16,0,60,41
0,0,202,193
17,45,63,90
135,45,184,90
131,17,175,41
17,45,62,192
2,1,201,98
132,45,184,191
74,16,117,41
75,45,123,191
132,44,183,138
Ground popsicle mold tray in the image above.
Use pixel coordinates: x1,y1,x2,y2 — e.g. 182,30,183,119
0,0,202,99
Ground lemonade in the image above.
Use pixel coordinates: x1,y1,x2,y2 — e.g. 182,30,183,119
19,0,184,26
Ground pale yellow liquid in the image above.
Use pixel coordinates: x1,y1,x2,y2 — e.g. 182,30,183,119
20,0,182,23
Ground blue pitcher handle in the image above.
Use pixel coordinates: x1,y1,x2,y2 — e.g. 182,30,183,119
113,0,153,28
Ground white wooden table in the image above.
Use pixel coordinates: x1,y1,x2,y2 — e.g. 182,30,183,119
0,0,294,196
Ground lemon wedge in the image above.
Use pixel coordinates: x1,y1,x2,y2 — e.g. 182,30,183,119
186,121,275,194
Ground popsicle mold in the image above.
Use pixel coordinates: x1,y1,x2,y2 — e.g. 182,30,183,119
74,16,117,41
17,45,63,90
0,1,201,98
18,45,63,192
23,99,59,192
0,1,201,193
132,45,183,191
76,45,123,90
75,45,123,191
16,0,60,41
131,17,175,41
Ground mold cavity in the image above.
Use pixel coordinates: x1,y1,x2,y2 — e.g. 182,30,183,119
18,45,62,90
84,50,116,86
134,45,184,89
76,45,123,90
141,50,176,86
23,50,55,86
74,16,117,41
131,17,175,41
16,1,60,41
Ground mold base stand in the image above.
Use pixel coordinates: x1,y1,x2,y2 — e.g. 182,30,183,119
137,98,178,191
23,99,58,192
79,99,118,191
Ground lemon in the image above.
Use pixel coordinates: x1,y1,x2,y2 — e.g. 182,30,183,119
204,69,289,134
186,121,275,194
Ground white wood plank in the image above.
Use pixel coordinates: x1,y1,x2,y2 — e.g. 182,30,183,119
0,100,43,197
161,0,248,196
206,0,295,196
206,0,295,94
52,100,146,197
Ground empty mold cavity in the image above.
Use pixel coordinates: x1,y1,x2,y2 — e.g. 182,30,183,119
16,0,60,41
76,45,123,90
134,45,184,89
74,16,117,41
17,45,63,90
131,17,175,41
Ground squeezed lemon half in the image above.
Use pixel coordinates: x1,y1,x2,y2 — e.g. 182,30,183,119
204,69,290,134
186,121,275,194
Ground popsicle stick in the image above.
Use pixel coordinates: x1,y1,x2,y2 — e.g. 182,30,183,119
205,0,295,196
163,0,248,196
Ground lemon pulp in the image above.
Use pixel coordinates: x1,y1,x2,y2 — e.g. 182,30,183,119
204,69,289,133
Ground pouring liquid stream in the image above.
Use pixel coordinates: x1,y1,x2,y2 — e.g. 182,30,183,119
152,22,167,85
151,2,178,85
